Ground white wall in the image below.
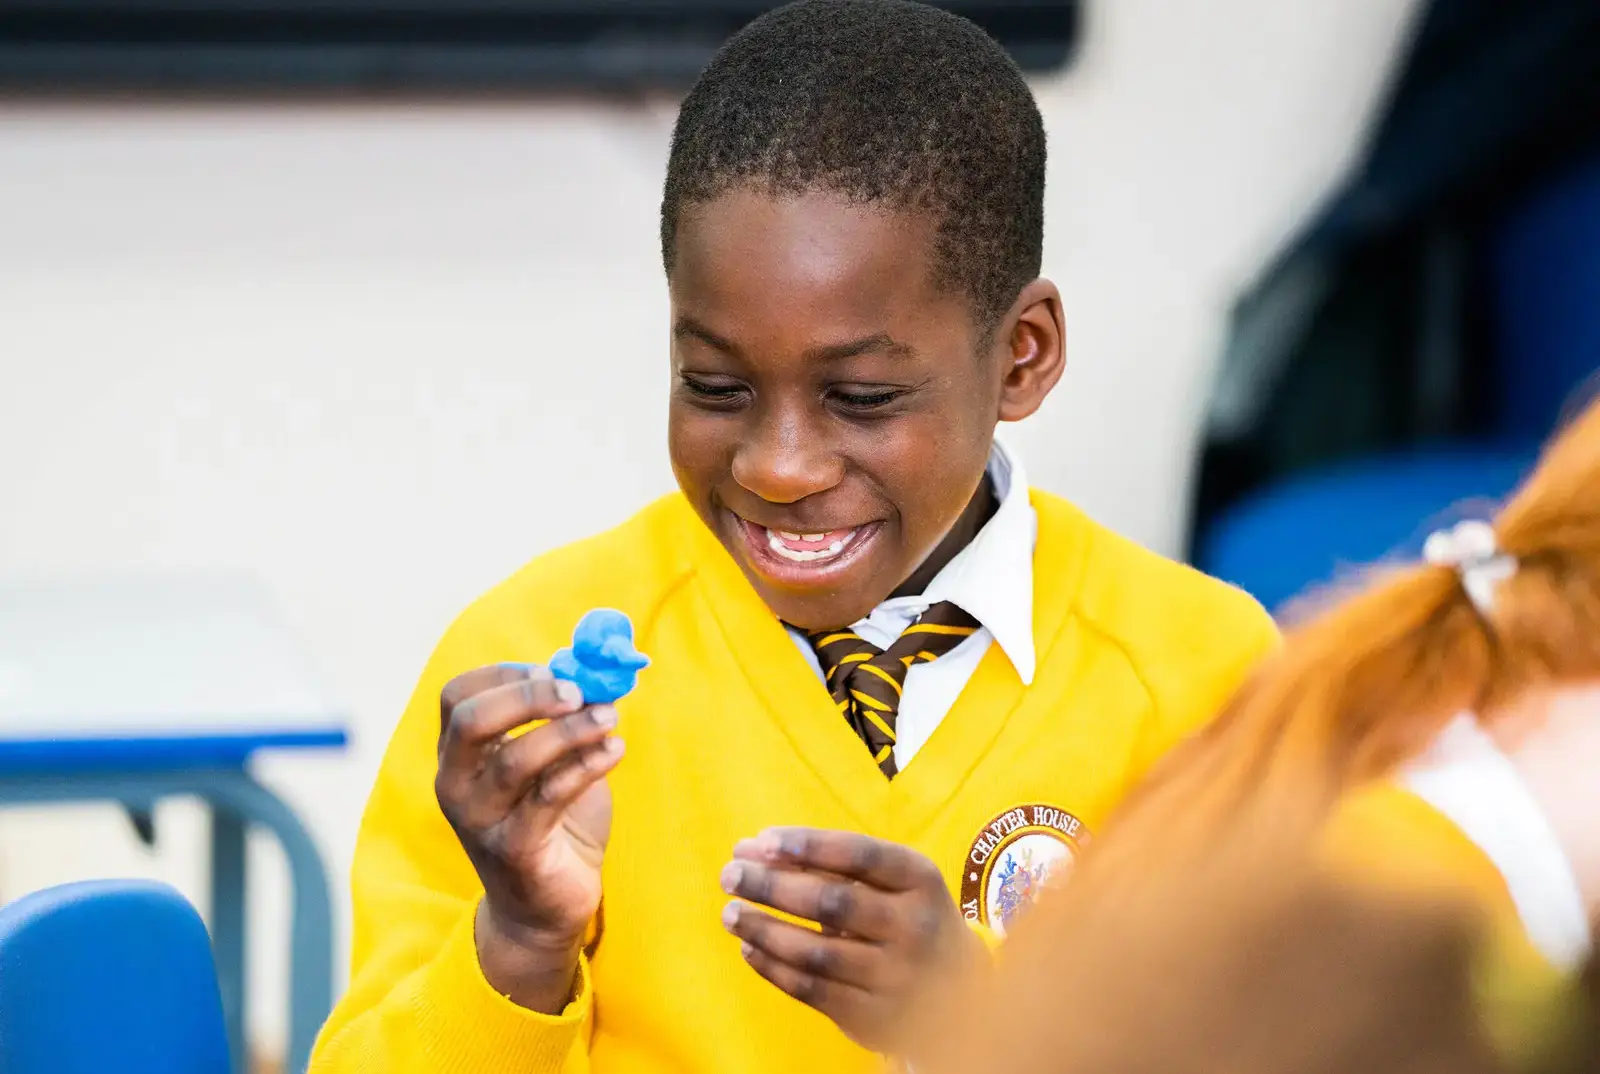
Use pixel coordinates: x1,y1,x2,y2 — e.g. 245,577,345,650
0,0,1418,1062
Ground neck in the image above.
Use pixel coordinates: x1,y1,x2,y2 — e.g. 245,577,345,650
1493,684,1600,923
890,471,998,600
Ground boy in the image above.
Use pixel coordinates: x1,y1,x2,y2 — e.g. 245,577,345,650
310,2,1278,1072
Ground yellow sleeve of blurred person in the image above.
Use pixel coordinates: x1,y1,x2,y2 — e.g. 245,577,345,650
1324,781,1590,1073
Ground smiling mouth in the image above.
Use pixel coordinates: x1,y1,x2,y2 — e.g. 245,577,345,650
730,516,882,582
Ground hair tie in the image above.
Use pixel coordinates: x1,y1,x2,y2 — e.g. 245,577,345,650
1422,519,1517,614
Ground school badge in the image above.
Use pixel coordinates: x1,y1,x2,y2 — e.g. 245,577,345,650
959,804,1087,935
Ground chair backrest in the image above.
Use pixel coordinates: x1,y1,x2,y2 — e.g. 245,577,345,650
0,879,230,1074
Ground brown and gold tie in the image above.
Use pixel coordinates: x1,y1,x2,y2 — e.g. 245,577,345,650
808,602,980,778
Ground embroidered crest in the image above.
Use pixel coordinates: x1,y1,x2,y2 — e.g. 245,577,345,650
959,804,1087,935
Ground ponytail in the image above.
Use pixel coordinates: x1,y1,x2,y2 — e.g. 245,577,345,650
1081,395,1600,888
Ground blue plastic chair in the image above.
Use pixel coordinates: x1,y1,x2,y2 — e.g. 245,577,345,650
1196,447,1537,613
1197,154,1600,613
0,879,231,1074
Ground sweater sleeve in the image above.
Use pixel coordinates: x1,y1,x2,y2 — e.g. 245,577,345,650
1321,782,1587,1071
309,610,593,1074
1322,782,1516,917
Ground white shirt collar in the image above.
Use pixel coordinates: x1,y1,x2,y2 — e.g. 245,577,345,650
1403,713,1593,970
856,436,1038,684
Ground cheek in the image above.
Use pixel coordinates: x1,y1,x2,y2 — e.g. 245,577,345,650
875,419,991,526
667,406,729,493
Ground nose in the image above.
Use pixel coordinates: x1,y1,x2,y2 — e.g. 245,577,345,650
730,405,842,504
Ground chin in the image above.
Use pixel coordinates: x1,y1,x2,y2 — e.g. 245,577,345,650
757,585,881,633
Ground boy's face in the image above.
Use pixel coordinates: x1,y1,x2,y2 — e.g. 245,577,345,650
667,187,1057,631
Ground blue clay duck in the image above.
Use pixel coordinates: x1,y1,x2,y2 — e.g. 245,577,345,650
549,609,650,704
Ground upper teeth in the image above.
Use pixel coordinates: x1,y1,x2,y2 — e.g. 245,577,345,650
768,529,850,563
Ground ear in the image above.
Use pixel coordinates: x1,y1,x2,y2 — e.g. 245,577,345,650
993,279,1065,423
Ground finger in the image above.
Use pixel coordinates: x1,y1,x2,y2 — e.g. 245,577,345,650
437,666,545,805
721,902,885,990
737,933,875,1023
734,828,937,894
439,663,539,733
470,706,620,816
439,671,584,774
720,859,896,941
499,738,624,861
799,866,867,938
522,736,625,812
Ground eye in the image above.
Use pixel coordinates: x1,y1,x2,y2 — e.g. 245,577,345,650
678,373,749,407
830,386,906,412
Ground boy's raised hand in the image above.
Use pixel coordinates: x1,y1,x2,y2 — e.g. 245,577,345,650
719,828,986,1058
435,664,624,1013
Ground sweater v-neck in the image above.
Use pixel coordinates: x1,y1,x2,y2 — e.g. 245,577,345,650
674,491,1091,831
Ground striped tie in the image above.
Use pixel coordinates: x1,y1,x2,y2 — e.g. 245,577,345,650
808,602,980,778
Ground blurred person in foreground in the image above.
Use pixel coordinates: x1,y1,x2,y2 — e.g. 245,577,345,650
924,792,1600,1074
924,393,1600,1074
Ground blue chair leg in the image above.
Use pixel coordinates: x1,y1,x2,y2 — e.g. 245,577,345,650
123,804,157,847
211,807,249,1073
199,770,334,1074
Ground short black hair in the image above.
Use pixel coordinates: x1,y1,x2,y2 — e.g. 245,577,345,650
661,0,1047,334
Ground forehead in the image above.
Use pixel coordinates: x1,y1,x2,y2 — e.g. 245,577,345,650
669,187,969,345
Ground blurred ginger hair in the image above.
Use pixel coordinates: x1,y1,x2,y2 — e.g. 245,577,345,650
1084,391,1600,885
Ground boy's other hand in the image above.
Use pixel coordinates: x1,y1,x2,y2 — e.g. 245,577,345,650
435,663,624,1012
720,828,985,1058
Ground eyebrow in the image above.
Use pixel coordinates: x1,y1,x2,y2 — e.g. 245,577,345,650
803,333,915,363
673,317,739,355
673,317,914,363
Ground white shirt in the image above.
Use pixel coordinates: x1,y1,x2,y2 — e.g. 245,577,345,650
1402,714,1593,970
785,438,1037,770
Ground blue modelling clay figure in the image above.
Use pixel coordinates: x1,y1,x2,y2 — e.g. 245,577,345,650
549,608,651,704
